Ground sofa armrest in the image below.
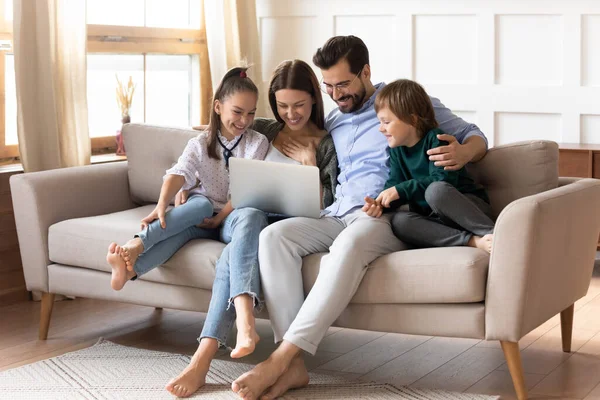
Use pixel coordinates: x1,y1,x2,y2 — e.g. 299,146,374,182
484,178,600,342
10,162,136,292
558,176,582,187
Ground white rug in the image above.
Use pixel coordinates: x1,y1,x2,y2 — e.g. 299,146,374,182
0,339,500,399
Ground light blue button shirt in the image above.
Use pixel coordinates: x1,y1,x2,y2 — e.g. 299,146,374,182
324,82,488,217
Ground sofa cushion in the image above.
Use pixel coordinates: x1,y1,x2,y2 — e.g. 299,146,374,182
48,205,225,290
467,140,558,218
123,124,199,205
302,247,490,303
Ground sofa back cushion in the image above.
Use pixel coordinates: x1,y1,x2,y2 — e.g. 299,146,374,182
466,140,559,218
123,123,199,204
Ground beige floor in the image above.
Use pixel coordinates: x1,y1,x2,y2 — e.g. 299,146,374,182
1,271,600,400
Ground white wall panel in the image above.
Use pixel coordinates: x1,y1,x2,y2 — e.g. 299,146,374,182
582,15,600,87
581,115,600,144
414,15,477,84
335,16,399,84
495,112,562,145
259,16,319,83
495,15,563,86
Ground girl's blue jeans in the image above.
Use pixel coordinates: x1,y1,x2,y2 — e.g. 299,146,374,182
132,194,268,345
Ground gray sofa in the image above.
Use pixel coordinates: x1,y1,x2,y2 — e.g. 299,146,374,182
10,123,600,399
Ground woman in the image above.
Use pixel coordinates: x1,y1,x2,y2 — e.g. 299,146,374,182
168,60,338,398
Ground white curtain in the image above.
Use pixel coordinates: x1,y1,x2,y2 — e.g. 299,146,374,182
13,0,90,172
203,0,264,114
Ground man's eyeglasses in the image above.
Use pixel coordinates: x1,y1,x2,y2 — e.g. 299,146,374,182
319,67,364,95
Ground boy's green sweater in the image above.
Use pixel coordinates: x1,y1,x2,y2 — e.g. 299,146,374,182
383,128,489,215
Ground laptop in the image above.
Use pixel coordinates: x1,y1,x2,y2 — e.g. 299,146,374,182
229,158,321,218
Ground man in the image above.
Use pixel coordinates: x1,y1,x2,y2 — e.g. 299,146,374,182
232,35,488,400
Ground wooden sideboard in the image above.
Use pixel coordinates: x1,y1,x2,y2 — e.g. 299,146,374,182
558,143,600,179
558,143,600,248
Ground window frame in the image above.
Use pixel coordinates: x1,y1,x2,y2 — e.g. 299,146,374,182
0,0,208,159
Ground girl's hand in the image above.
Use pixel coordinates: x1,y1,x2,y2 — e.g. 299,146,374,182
175,190,189,207
282,139,317,166
197,215,223,229
141,204,167,230
362,197,383,218
376,187,400,208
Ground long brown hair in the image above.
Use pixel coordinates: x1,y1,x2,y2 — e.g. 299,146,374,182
375,79,438,136
206,66,259,159
268,60,324,130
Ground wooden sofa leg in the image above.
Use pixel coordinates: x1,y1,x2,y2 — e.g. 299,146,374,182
500,341,528,400
39,292,56,340
560,303,574,352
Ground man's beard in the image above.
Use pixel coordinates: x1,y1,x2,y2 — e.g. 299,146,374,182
335,85,367,114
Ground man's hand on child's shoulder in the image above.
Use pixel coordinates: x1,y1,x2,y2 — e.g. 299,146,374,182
362,197,383,218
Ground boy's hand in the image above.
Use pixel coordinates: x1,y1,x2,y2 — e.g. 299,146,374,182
362,197,383,218
376,187,400,208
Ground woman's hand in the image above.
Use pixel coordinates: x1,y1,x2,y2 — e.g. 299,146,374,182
375,187,400,208
175,190,189,207
282,139,317,166
197,214,224,229
141,203,168,230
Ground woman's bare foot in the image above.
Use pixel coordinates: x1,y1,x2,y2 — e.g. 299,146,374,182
107,243,136,290
165,339,218,398
230,294,260,359
468,234,493,254
230,324,260,359
260,355,309,400
120,237,144,271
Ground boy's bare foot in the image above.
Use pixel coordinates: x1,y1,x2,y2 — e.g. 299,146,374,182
165,342,215,398
230,324,260,359
120,237,144,271
468,234,493,254
107,243,136,290
259,355,309,400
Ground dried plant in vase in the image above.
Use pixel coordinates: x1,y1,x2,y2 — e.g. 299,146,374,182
115,75,136,155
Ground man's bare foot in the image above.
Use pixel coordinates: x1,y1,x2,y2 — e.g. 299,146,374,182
121,237,144,271
232,356,290,400
468,234,493,254
230,325,260,359
107,243,136,290
165,341,216,398
260,355,309,400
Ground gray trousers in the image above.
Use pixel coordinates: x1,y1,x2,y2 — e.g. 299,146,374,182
391,181,495,248
258,208,407,355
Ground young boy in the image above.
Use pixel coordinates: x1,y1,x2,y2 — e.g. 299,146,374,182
363,79,494,253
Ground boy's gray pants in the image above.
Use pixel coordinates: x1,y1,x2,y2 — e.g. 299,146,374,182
391,181,495,248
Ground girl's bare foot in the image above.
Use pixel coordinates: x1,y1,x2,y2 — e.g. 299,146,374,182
120,237,144,271
166,339,217,398
107,243,136,290
231,323,260,359
468,234,493,254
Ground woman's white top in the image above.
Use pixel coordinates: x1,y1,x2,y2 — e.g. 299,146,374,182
264,143,301,165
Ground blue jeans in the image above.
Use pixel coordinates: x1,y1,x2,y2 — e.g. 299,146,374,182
131,194,268,346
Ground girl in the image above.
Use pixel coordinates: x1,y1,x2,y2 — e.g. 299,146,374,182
105,67,269,397
363,79,495,253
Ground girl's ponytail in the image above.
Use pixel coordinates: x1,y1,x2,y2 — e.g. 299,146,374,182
206,66,259,159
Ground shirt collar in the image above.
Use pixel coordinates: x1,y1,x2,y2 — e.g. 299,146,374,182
355,82,385,114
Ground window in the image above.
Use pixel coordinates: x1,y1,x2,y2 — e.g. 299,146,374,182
0,0,205,159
